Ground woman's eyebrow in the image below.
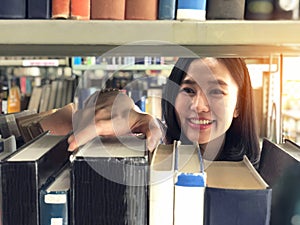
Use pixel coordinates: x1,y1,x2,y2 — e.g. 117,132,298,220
182,78,228,87
181,79,197,85
208,79,228,87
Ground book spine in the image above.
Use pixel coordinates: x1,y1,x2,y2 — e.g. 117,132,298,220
0,0,26,19
204,188,272,225
244,0,273,20
52,0,70,19
174,173,206,225
72,157,148,225
125,0,158,20
91,0,126,20
149,171,174,225
2,163,39,225
27,0,52,19
40,190,70,225
71,0,90,20
206,0,245,20
158,0,176,20
176,0,206,20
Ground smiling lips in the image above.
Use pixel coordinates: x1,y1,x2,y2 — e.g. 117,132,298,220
188,118,215,129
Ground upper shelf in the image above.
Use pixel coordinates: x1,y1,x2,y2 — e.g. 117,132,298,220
1,20,300,57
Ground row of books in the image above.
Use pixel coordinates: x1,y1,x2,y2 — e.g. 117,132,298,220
0,103,74,149
27,77,76,113
72,56,177,67
0,127,299,225
0,0,297,20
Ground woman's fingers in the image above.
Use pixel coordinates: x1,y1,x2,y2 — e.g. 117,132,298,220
67,89,163,152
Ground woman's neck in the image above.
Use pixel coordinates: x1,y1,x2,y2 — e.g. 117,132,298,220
200,134,225,161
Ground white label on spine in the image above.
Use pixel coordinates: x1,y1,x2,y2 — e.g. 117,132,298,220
45,194,67,204
51,218,63,225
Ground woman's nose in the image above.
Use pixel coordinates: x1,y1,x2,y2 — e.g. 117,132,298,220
190,92,210,112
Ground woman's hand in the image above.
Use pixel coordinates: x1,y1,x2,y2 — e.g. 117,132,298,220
67,89,162,152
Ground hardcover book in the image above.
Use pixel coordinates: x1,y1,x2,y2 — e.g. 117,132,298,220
27,0,52,19
259,138,300,225
40,165,71,225
158,0,176,20
206,0,245,19
149,143,272,225
91,0,126,20
71,0,90,20
71,135,148,225
125,0,157,20
176,0,206,20
0,0,26,18
1,133,71,225
52,0,70,19
204,156,271,225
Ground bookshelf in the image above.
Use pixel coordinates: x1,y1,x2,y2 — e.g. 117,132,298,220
0,20,300,57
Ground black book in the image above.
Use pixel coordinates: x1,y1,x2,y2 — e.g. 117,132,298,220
71,135,149,225
0,0,26,18
27,0,52,19
1,132,71,225
259,138,300,225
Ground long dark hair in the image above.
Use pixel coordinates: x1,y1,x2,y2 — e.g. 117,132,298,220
161,57,260,165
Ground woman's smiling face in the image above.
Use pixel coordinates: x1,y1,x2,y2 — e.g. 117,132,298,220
174,58,239,144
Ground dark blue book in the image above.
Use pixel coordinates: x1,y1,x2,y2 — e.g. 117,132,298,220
40,165,70,225
0,0,26,18
1,133,71,225
158,0,176,20
27,0,52,18
204,156,271,225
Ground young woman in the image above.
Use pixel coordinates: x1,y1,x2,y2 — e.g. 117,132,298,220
161,57,260,166
68,57,260,166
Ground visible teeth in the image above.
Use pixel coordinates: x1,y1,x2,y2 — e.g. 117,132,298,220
190,119,212,125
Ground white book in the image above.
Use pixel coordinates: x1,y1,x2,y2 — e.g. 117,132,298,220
174,144,206,225
149,144,176,225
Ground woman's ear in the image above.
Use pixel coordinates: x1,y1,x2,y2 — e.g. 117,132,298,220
233,108,239,118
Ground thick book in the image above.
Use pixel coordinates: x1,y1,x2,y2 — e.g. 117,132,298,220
150,143,206,225
71,135,148,225
149,144,175,225
40,165,71,225
174,143,206,225
206,0,245,19
149,143,271,225
27,0,52,19
259,138,300,225
91,0,125,20
52,0,70,19
0,0,26,18
1,133,71,225
71,0,90,20
158,0,176,20
125,0,157,20
176,0,206,20
204,156,271,225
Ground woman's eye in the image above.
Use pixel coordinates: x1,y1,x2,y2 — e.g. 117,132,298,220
209,89,226,95
180,87,195,94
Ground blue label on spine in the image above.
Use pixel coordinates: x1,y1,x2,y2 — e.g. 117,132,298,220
176,173,206,187
177,0,207,10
